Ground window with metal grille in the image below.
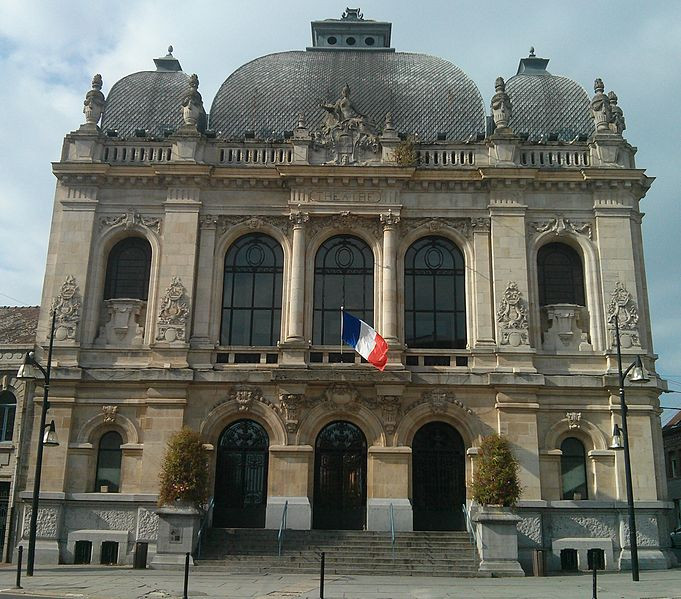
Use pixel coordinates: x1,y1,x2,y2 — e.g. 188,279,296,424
104,237,152,300
537,242,585,306
404,236,466,348
95,431,123,493
313,235,373,345
0,391,16,442
221,233,283,346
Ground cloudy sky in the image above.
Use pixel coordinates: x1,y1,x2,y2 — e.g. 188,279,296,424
0,0,679,415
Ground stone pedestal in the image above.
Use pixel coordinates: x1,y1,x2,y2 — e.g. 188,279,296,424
473,506,525,577
367,498,413,532
150,505,201,569
265,496,311,530
95,298,145,347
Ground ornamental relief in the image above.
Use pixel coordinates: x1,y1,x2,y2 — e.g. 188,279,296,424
277,393,309,433
98,208,162,235
607,281,640,348
400,217,472,239
217,215,292,238
210,385,273,415
496,281,529,347
51,275,82,341
528,216,593,240
156,276,189,343
404,389,473,417
306,213,381,241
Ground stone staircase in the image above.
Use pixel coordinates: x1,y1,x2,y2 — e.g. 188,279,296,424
194,528,480,577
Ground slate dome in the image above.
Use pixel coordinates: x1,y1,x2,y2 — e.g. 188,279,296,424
209,50,487,142
505,51,593,142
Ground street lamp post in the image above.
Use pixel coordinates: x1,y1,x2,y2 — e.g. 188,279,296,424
609,314,649,582
17,310,59,577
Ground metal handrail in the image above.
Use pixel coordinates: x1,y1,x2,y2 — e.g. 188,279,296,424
195,497,214,559
462,502,475,544
389,502,396,561
278,500,289,557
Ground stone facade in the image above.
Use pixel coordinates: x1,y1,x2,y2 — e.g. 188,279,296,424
663,412,681,530
13,11,674,573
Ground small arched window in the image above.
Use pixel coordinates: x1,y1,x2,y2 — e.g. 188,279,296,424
404,236,466,348
104,237,152,300
221,233,284,346
314,235,374,345
0,390,16,442
560,437,588,500
95,431,123,493
537,243,585,306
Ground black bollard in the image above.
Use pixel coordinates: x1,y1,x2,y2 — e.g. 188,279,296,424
14,546,23,589
592,562,597,599
319,551,325,599
183,552,190,599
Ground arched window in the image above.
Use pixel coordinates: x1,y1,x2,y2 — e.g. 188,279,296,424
95,431,123,493
104,237,152,300
221,233,283,346
404,236,466,348
0,390,16,442
560,437,588,500
538,243,584,306
314,235,373,345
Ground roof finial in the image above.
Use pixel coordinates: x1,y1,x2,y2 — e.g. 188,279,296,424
529,46,535,57
167,45,174,56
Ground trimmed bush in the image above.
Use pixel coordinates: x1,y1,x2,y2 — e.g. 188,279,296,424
158,428,209,508
471,433,522,507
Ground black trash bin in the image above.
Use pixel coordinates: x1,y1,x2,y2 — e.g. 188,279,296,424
133,542,148,569
532,548,545,576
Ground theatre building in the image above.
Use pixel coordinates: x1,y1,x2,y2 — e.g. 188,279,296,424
16,9,674,573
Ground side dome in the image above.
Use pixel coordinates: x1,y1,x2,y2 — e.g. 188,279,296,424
505,51,593,141
101,48,189,138
209,51,486,141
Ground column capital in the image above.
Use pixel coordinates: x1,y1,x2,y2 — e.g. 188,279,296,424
289,210,310,228
380,208,401,230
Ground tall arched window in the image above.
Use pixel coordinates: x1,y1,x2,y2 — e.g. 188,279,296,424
538,243,585,306
404,236,466,348
104,237,152,300
95,431,123,493
221,233,283,346
314,235,373,345
560,437,588,500
0,390,16,442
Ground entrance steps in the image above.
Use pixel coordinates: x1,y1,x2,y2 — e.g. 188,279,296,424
195,529,480,577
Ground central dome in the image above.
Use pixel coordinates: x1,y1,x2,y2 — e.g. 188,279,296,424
209,50,486,141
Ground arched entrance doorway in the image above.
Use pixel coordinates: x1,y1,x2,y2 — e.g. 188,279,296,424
313,421,367,530
412,421,466,531
213,419,269,528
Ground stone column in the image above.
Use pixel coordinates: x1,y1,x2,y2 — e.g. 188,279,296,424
471,217,495,356
286,211,308,342
380,210,400,344
190,215,217,353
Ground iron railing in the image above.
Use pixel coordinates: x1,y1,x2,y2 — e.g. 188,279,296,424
277,500,289,557
195,497,214,559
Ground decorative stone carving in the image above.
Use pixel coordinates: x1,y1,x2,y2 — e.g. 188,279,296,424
137,507,159,541
289,211,309,227
591,78,612,133
314,85,380,165
342,7,363,19
608,91,626,135
380,209,400,230
491,77,512,130
307,213,380,240
181,74,205,129
23,506,59,538
99,208,162,235
156,277,189,343
401,217,472,239
217,215,291,237
607,281,640,348
377,395,401,434
406,389,473,417
277,393,307,432
542,304,592,352
51,275,81,341
102,405,119,424
496,281,529,347
225,385,269,412
95,298,145,347
530,217,592,239
83,74,105,127
199,214,218,229
566,412,581,430
324,382,361,410
471,217,491,233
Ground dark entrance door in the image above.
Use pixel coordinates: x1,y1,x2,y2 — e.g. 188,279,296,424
213,419,269,528
412,421,466,531
313,421,367,530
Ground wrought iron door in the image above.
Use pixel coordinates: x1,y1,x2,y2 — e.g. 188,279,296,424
412,422,465,530
213,420,269,528
313,421,367,530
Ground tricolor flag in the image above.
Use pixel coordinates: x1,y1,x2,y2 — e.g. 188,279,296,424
341,310,388,371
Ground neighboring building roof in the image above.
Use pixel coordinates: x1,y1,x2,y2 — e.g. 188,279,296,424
505,51,594,142
0,306,39,345
664,410,681,430
100,49,190,138
209,50,486,141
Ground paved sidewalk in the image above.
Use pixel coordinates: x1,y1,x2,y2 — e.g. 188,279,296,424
0,566,680,599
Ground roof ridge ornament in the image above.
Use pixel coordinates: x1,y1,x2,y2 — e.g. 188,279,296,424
591,78,612,133
82,74,105,130
153,45,182,72
491,76,512,132
608,90,626,135
180,73,206,133
342,7,363,20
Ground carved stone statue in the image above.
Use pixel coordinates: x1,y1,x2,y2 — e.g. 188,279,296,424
496,281,529,347
156,277,190,342
608,91,626,135
591,78,612,133
83,74,105,127
51,275,82,341
181,74,205,129
491,76,512,130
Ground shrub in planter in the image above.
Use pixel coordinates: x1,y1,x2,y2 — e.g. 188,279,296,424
471,433,521,507
158,428,209,508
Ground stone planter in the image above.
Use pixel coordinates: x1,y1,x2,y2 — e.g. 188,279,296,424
150,504,202,569
473,505,525,577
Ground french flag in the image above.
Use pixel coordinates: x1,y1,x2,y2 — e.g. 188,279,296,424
341,310,388,371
